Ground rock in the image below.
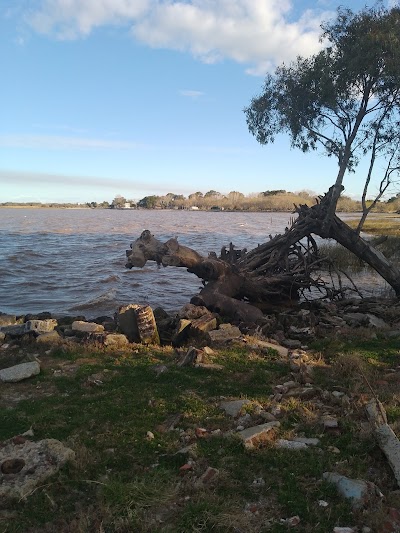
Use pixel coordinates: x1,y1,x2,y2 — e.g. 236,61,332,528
259,411,277,422
237,421,280,449
0,438,75,502
171,319,192,347
285,515,301,527
276,439,308,450
103,333,129,348
248,339,288,358
155,414,182,433
116,304,141,342
36,331,62,344
177,346,203,367
177,304,210,320
281,339,302,349
0,332,5,343
195,466,219,487
190,315,217,333
322,416,339,429
220,399,251,417
293,437,320,446
71,321,105,333
333,528,356,533
323,472,382,509
208,324,242,344
365,399,400,487
285,387,318,400
152,364,168,376
0,361,40,383
0,315,16,326
194,363,224,370
134,305,160,344
25,319,57,335
0,324,26,336
365,313,389,329
288,326,315,340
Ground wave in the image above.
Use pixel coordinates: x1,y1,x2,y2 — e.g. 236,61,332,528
68,289,118,311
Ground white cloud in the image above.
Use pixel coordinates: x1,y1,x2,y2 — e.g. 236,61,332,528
26,0,330,72
179,90,204,99
0,134,149,150
29,0,150,38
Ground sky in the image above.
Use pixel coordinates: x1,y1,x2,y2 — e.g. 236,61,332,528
0,0,397,203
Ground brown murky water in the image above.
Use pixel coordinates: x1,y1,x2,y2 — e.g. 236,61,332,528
0,208,391,317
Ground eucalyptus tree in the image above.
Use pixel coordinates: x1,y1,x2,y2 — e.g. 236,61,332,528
245,5,400,234
245,5,400,295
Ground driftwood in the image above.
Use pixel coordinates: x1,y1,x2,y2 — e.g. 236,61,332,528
366,399,400,487
125,187,400,322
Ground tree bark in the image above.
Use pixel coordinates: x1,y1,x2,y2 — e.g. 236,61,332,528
125,190,400,322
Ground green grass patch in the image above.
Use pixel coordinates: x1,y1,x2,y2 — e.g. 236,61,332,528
0,340,398,532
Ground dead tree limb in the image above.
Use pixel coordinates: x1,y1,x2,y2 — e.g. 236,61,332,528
125,188,400,322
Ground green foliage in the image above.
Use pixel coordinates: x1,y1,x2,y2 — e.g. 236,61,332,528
137,195,160,208
245,5,400,209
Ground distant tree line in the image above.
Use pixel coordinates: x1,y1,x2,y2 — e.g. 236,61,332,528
107,190,400,213
2,190,400,212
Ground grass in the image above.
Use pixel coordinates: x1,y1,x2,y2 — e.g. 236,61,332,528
1,336,399,532
346,215,400,237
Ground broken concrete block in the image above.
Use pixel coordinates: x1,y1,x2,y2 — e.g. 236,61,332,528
0,438,75,502
238,422,280,450
25,319,57,335
103,333,129,348
71,321,105,333
36,331,62,344
0,361,40,383
323,472,382,509
220,399,251,418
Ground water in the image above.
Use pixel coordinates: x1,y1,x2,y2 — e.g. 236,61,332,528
0,208,299,318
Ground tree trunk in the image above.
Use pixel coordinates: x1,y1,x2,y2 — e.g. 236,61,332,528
125,190,400,322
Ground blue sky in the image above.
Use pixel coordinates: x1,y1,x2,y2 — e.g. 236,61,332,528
0,0,395,203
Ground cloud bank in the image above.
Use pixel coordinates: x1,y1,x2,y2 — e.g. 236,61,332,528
27,0,329,72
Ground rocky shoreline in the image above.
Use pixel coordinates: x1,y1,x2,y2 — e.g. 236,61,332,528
2,297,400,532
1,296,400,356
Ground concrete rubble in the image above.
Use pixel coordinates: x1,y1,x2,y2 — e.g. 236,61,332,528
0,436,75,502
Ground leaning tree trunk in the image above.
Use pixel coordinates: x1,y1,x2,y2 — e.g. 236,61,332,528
125,187,400,322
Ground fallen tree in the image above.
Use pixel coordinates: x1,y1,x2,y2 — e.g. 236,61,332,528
126,187,400,323
126,6,400,321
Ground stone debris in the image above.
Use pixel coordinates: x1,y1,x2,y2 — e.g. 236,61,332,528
0,361,41,383
333,528,356,533
0,438,75,502
280,515,301,527
220,399,251,418
176,346,203,367
195,466,219,487
365,399,400,487
36,330,62,344
323,472,383,509
25,319,57,335
322,416,339,429
238,421,280,449
103,333,129,348
208,324,242,344
0,315,16,326
293,437,320,446
71,321,105,333
247,339,289,358
190,315,217,333
276,439,309,451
